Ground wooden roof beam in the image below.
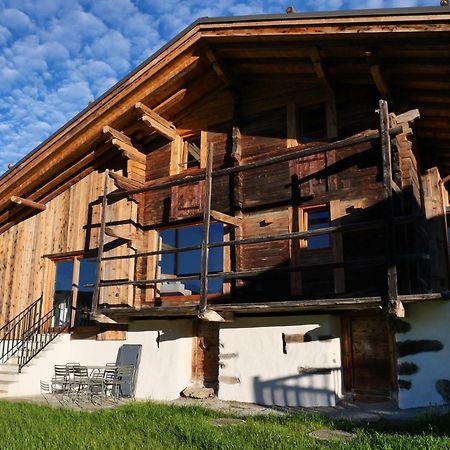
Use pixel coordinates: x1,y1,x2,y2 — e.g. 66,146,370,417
310,47,334,95
154,89,187,115
103,126,146,165
366,50,391,100
135,102,178,141
204,47,241,90
10,196,46,211
109,172,144,190
309,47,337,138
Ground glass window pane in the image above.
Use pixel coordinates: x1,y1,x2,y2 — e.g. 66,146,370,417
306,208,330,249
158,223,224,295
54,260,74,293
53,260,73,327
160,229,176,275
77,259,97,326
79,259,96,292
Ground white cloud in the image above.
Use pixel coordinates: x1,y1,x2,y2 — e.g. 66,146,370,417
0,8,34,33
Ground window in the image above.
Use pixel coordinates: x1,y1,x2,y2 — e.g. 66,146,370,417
52,257,97,327
158,223,223,296
301,205,330,250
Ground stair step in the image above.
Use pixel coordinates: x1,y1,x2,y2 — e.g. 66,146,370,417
0,364,19,374
0,373,19,382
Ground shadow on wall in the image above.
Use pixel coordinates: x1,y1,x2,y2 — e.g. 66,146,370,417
253,373,338,407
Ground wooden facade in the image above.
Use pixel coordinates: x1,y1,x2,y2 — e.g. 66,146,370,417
0,6,449,399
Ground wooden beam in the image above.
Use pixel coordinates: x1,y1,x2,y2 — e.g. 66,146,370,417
170,135,184,175
204,47,240,88
395,109,420,124
111,139,146,165
92,169,109,312
309,47,337,138
366,51,391,100
211,210,241,227
135,102,178,141
198,143,214,317
154,89,187,115
109,172,143,190
103,126,133,146
286,102,298,148
310,47,333,94
10,196,46,211
105,227,136,241
379,99,403,317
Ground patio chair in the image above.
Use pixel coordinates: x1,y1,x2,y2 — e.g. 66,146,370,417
71,366,91,400
103,364,118,399
108,365,135,402
51,365,70,397
40,380,51,404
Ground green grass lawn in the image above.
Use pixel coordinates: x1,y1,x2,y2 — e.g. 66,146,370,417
0,400,449,449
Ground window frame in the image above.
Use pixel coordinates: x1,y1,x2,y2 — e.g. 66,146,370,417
47,253,97,330
299,204,331,252
154,221,226,301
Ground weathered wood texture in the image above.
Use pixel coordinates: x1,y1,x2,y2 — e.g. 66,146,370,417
192,321,219,388
422,167,449,291
0,169,136,326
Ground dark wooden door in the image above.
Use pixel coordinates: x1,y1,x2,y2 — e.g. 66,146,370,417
342,314,395,399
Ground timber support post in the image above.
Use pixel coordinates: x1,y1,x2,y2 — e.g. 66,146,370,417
198,143,214,317
92,169,110,313
379,100,403,317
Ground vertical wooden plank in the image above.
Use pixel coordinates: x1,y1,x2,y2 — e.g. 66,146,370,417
286,101,298,148
170,135,183,175
330,200,345,294
379,99,402,317
200,130,208,169
325,90,338,139
198,143,214,316
92,169,109,312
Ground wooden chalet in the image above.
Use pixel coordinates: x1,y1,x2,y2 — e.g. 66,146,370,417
0,5,449,408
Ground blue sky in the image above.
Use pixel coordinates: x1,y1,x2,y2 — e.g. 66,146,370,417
0,0,438,175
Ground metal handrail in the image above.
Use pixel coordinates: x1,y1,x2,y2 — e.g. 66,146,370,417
0,297,42,337
0,296,43,364
0,295,72,371
17,302,71,372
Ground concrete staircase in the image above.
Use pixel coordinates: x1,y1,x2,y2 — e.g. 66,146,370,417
0,335,66,398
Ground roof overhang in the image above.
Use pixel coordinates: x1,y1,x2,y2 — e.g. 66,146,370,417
0,6,449,233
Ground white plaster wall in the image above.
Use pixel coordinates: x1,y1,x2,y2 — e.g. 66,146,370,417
218,315,342,407
398,301,450,409
4,319,193,401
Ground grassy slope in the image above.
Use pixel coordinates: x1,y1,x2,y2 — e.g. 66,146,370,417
0,401,449,449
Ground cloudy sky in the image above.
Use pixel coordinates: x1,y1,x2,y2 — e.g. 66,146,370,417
0,0,438,174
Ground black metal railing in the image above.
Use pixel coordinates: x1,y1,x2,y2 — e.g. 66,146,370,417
0,296,43,365
17,302,71,372
0,295,71,372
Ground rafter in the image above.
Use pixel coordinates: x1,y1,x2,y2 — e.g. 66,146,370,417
10,196,46,211
205,47,240,89
309,47,337,138
103,126,146,165
135,102,178,141
366,50,391,100
103,125,133,146
111,139,146,165
109,172,144,190
154,89,187,115
310,47,334,94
